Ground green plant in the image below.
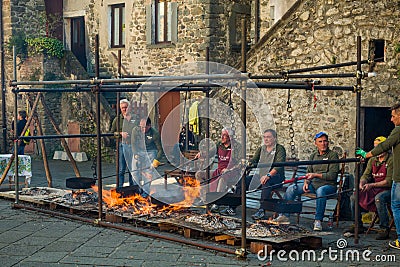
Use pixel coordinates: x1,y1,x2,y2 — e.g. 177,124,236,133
26,37,64,59
395,43,400,54
6,32,28,58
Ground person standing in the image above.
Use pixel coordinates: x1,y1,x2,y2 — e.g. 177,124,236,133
356,103,400,249
250,129,286,220
111,99,136,188
276,131,339,231
345,136,393,239
131,117,163,197
11,110,28,155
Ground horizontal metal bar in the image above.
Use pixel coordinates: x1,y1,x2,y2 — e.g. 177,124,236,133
18,133,114,140
253,82,355,91
250,73,356,79
10,73,249,86
251,157,361,169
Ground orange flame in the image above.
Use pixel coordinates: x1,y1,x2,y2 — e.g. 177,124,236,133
91,176,200,215
91,185,156,215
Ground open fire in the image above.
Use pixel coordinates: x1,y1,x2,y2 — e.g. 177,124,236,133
91,176,201,217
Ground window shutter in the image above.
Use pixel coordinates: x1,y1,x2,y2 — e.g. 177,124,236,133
170,2,178,43
145,4,154,45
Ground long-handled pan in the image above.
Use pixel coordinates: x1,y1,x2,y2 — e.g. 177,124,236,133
66,177,96,189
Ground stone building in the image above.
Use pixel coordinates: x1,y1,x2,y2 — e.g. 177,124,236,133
0,0,399,166
246,0,400,163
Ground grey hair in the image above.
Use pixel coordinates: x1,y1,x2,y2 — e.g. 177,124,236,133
222,127,235,137
120,99,130,106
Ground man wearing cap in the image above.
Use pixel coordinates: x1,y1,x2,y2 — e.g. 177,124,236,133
356,103,400,250
345,136,393,239
274,131,339,231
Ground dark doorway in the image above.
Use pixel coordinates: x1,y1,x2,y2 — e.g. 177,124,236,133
361,107,393,152
71,17,87,69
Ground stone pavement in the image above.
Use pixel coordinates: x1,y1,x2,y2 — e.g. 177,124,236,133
0,158,399,266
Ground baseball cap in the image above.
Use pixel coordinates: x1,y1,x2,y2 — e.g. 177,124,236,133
314,131,328,140
374,136,386,143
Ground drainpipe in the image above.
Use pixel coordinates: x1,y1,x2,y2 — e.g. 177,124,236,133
0,0,7,153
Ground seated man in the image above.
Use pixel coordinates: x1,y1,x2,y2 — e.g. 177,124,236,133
195,128,242,215
249,129,286,220
345,136,393,239
275,131,339,231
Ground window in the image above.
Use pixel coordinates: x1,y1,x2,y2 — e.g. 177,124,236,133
369,39,385,62
146,1,177,45
111,4,125,48
270,5,275,26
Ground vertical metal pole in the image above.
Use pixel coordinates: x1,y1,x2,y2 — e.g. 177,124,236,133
254,0,260,43
0,0,7,153
354,35,362,244
116,50,121,187
205,47,210,198
240,17,247,255
95,35,103,219
12,46,19,203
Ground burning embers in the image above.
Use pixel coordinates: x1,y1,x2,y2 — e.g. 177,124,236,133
184,214,240,231
228,221,310,238
62,190,98,205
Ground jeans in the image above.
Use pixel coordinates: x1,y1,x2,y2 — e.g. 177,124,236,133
391,182,400,241
375,190,391,229
17,145,25,155
133,150,157,197
260,173,284,201
350,190,391,228
118,143,134,188
285,181,336,221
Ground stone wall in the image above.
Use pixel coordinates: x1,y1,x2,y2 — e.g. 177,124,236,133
245,0,400,162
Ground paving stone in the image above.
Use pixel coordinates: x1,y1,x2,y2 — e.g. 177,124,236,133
0,230,32,243
0,244,44,256
0,254,26,267
18,262,78,267
70,245,116,257
14,236,59,246
40,241,82,252
24,251,69,263
113,242,150,252
60,255,144,266
0,219,25,231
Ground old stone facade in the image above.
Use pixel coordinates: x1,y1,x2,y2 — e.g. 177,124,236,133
246,0,400,163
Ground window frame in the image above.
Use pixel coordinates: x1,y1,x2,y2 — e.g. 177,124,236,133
155,0,171,44
110,3,125,48
146,1,177,46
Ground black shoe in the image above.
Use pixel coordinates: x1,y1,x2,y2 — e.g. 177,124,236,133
252,209,265,220
376,229,390,240
220,207,236,216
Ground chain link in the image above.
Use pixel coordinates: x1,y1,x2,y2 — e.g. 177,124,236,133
228,88,236,136
287,89,297,159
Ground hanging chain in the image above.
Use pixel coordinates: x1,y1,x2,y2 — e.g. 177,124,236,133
228,86,236,136
287,89,297,159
